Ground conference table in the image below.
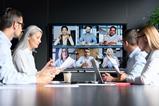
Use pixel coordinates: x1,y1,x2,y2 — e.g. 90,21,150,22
0,82,159,106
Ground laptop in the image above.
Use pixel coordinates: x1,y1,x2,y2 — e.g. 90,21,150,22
91,59,104,84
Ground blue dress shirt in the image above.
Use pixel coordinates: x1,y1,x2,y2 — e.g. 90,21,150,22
125,47,147,83
79,33,97,44
0,31,36,84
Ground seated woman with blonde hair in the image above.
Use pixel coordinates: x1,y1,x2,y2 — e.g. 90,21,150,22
102,48,119,69
134,25,159,85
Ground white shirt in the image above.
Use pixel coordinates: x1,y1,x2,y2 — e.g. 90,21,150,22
104,34,122,45
76,56,96,68
134,50,159,85
13,48,37,76
54,34,74,45
102,56,119,68
0,31,36,84
54,57,75,68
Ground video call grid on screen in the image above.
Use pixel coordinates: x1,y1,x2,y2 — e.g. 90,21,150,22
51,24,126,69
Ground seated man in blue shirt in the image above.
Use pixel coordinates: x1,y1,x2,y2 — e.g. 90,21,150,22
102,29,147,83
79,25,97,45
76,49,98,68
0,8,57,84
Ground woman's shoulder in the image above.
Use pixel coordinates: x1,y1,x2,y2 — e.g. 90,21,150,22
14,49,23,55
153,49,159,53
151,50,159,57
13,49,24,60
14,49,30,57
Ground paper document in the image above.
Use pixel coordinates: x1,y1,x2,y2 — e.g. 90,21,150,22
58,56,75,71
45,84,79,88
107,56,121,74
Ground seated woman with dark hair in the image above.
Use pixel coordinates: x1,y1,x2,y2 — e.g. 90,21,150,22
54,26,74,46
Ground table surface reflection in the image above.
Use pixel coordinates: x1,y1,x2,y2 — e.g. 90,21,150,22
0,83,159,106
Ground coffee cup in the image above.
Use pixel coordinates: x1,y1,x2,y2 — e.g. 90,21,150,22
64,72,72,83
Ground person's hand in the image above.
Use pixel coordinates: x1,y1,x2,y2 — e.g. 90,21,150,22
81,62,88,67
99,42,103,45
119,72,127,81
36,67,56,84
42,59,54,71
102,72,114,82
63,35,70,40
66,35,70,39
55,67,64,75
103,41,109,45
107,41,116,45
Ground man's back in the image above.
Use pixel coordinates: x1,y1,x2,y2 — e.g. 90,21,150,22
0,31,36,84
125,47,147,82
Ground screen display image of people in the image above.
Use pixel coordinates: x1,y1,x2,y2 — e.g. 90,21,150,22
98,25,123,45
52,25,79,46
78,25,97,45
51,24,126,70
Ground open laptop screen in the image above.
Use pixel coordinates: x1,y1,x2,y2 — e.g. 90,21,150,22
91,59,104,84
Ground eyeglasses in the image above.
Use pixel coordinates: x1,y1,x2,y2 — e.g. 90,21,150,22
17,21,24,28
